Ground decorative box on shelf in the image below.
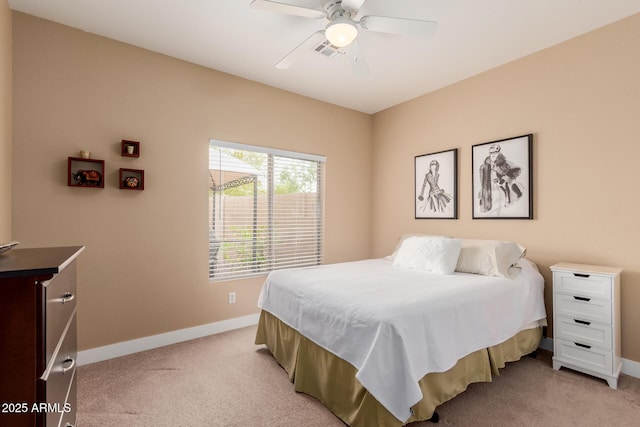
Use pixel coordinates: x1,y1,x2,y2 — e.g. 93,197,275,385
551,262,622,388
119,168,144,190
121,140,140,158
67,157,105,188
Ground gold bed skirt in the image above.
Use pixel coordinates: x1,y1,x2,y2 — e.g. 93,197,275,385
255,310,542,427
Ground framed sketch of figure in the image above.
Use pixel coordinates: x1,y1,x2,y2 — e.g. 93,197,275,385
415,148,458,219
472,134,533,219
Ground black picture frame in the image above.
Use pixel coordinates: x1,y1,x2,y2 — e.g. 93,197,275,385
472,134,533,219
415,148,458,219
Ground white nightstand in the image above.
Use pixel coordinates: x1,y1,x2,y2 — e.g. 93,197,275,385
551,262,622,388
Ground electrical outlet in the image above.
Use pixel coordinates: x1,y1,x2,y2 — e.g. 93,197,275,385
228,292,236,304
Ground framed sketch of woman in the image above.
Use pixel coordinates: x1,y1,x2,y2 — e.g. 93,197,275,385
472,134,533,219
415,148,458,219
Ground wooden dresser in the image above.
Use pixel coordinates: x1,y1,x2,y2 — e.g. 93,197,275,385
0,246,84,427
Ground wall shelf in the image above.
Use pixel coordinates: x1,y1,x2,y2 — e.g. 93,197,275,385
119,168,145,190
121,140,140,158
68,157,105,188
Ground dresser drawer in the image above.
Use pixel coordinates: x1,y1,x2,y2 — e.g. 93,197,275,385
553,271,612,300
554,294,612,324
555,338,613,376
40,313,77,427
44,262,77,364
555,315,612,350
58,374,76,427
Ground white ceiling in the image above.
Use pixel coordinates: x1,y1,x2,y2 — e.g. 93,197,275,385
8,0,640,114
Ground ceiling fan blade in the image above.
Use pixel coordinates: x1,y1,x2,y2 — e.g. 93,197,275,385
341,0,368,11
250,0,325,19
350,39,369,76
360,15,437,37
276,31,327,70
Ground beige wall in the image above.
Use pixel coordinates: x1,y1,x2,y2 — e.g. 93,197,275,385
11,12,372,350
11,9,640,365
372,14,640,363
0,0,11,241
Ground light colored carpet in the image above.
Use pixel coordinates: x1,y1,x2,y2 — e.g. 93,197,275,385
77,325,640,426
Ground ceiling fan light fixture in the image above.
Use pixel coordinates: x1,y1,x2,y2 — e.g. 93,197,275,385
325,18,358,48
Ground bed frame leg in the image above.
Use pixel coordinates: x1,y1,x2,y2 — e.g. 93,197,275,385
428,411,440,423
527,350,538,359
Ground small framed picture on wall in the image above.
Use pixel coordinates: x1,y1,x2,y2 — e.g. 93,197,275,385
415,148,458,219
472,134,533,219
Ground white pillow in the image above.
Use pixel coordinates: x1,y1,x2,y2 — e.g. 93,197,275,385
392,236,461,275
386,234,451,261
455,239,526,278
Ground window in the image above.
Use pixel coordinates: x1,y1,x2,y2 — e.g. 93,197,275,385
208,140,325,281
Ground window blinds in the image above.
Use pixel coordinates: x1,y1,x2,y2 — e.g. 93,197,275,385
209,140,325,281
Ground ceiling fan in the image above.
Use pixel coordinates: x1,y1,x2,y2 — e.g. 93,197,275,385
250,0,437,74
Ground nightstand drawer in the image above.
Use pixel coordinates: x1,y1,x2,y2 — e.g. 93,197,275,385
551,262,621,389
555,338,613,376
555,294,611,324
555,316,612,350
553,271,612,300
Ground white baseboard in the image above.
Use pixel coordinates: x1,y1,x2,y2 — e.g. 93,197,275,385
77,313,260,366
620,356,640,379
538,337,640,380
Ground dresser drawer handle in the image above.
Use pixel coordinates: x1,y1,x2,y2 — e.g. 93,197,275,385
64,424,75,427
574,319,591,326
61,292,75,304
62,357,76,374
573,273,590,278
573,296,591,302
574,342,592,349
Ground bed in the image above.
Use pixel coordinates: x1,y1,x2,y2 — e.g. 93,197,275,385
255,237,547,426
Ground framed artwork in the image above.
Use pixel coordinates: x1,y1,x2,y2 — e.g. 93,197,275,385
415,148,458,219
472,134,533,219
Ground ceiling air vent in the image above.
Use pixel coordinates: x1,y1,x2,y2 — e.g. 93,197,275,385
312,40,344,59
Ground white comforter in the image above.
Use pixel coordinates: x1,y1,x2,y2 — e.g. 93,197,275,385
257,258,546,423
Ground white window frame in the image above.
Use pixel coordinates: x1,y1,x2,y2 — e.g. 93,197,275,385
209,139,325,281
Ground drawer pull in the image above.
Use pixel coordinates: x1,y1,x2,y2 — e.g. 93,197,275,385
573,296,591,302
574,319,591,326
65,424,75,427
61,357,76,374
573,273,590,278
574,342,592,349
61,292,75,304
